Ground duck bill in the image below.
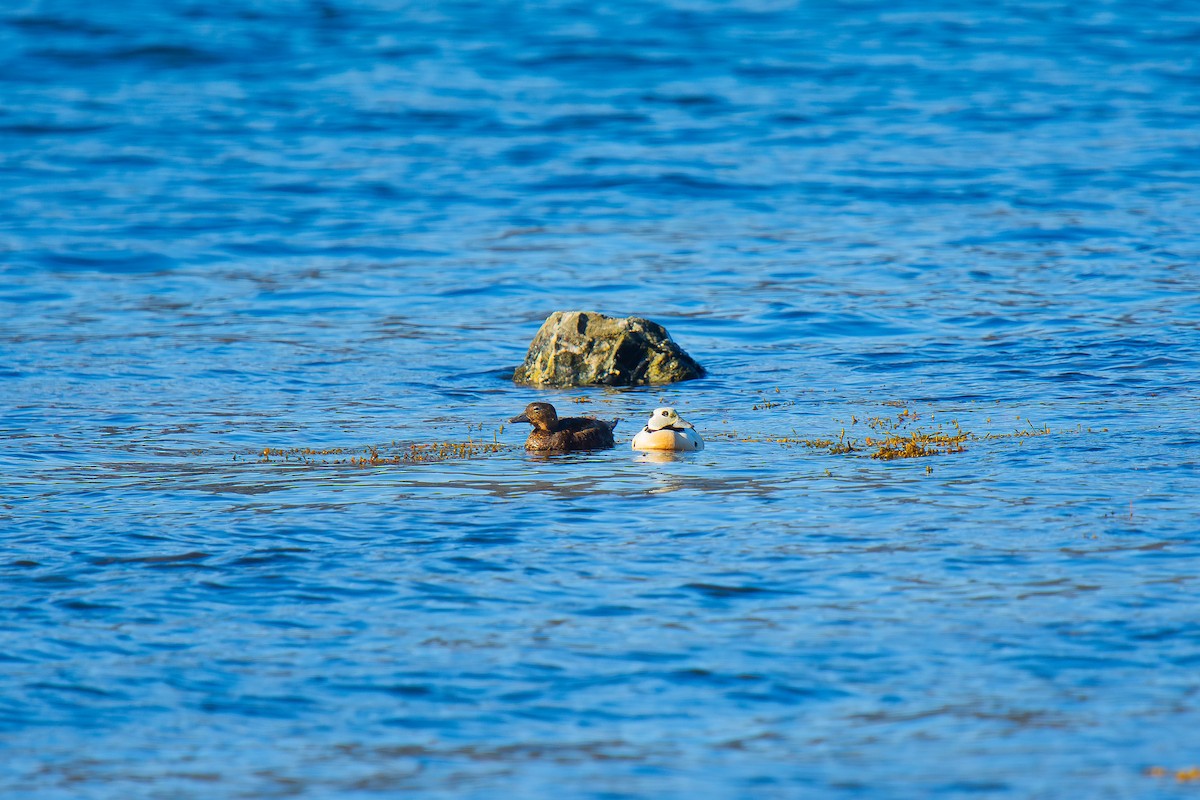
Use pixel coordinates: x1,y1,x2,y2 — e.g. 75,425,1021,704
509,413,530,424
675,418,695,429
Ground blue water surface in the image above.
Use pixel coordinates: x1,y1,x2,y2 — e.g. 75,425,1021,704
2,0,1200,797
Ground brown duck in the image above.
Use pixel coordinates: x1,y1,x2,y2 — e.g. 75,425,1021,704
509,402,619,452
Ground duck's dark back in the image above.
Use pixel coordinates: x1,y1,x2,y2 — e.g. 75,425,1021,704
522,416,617,451
558,416,615,434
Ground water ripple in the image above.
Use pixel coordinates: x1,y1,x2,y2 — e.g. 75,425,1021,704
3,0,1200,797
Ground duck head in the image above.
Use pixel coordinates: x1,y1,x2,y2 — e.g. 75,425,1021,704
510,402,559,432
646,407,694,431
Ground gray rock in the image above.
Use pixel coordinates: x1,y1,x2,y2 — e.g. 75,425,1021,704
513,311,705,387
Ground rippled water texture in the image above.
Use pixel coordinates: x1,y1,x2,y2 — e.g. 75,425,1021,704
3,0,1200,797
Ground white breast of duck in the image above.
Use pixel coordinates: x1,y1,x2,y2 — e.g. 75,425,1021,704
631,407,704,452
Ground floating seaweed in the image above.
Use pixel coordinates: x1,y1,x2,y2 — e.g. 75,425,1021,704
866,429,969,460
751,399,794,411
751,387,792,411
713,403,1095,462
258,440,507,467
253,405,1093,468
1146,765,1200,783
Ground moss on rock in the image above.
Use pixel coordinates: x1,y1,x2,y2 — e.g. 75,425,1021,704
513,310,705,387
